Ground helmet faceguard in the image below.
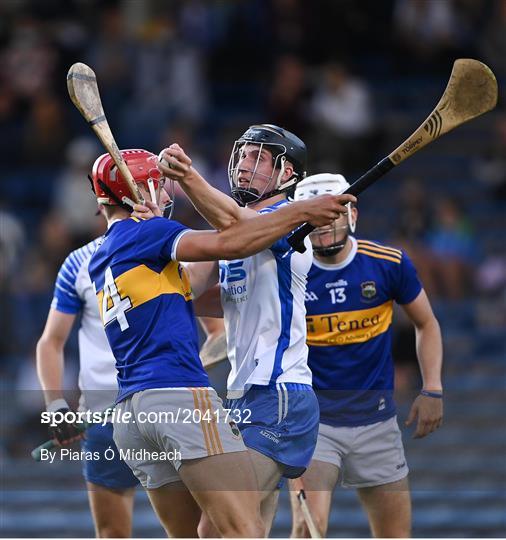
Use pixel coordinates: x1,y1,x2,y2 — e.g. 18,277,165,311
293,173,356,256
91,149,167,210
228,124,307,206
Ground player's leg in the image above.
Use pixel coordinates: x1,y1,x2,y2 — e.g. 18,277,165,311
357,477,411,538
289,460,340,538
343,416,411,538
197,447,283,538
145,481,201,537
112,396,202,536
261,486,281,535
86,483,135,538
180,451,264,538
81,422,139,538
125,388,263,537
196,452,279,537
248,448,284,535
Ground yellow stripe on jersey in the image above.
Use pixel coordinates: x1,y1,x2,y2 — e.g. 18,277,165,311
307,300,393,346
357,240,402,257
130,217,140,223
97,261,192,314
357,249,401,264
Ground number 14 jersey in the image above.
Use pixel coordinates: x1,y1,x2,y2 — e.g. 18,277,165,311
88,217,210,403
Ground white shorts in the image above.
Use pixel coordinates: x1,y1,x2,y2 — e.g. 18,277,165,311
312,416,409,488
113,387,246,489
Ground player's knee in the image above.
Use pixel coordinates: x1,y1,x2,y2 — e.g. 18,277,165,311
374,523,411,538
95,523,131,538
242,515,265,538
219,515,264,538
314,513,329,537
197,517,217,538
291,519,310,538
291,509,327,538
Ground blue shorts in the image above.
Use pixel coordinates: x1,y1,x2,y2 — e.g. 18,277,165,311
80,422,139,490
226,383,319,479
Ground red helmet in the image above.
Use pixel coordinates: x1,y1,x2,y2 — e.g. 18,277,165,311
91,149,163,205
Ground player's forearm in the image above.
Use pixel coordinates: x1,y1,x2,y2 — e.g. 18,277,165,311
178,203,306,262
36,338,65,405
415,318,443,391
214,202,309,259
179,168,243,230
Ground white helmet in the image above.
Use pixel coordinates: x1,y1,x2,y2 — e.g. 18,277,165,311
294,173,356,233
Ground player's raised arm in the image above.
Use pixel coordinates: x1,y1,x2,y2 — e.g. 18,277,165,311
175,193,356,262
158,144,254,230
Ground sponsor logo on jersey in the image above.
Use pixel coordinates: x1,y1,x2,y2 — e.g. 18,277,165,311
306,300,393,346
260,429,281,444
305,291,319,302
325,279,348,289
220,261,248,303
361,281,377,299
223,283,247,296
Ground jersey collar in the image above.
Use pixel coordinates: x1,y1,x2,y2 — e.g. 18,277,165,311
106,218,124,230
312,236,357,270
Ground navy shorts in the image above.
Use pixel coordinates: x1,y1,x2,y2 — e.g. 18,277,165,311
80,422,139,490
226,383,319,479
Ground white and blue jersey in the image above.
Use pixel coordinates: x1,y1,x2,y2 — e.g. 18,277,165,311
52,238,118,412
51,238,138,489
305,237,422,427
220,199,319,477
219,200,313,399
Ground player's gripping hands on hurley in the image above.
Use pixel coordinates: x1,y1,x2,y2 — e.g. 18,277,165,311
46,400,84,446
299,193,357,228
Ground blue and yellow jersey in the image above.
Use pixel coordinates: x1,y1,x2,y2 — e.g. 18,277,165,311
88,217,210,402
305,237,422,427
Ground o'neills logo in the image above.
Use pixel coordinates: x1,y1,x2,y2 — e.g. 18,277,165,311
401,137,422,155
361,281,376,299
306,301,393,346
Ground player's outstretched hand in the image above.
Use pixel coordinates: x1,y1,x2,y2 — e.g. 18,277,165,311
301,194,357,228
158,143,193,181
405,393,443,438
132,200,162,220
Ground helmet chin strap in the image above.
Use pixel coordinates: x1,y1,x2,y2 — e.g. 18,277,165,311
313,209,355,257
231,187,261,206
314,232,349,257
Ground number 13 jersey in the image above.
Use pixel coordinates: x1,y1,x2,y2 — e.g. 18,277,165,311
305,237,422,427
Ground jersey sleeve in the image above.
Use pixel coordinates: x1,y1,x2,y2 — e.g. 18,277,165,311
50,252,85,314
258,203,292,255
135,217,190,262
392,250,423,305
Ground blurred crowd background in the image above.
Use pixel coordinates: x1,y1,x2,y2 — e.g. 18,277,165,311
0,0,505,537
